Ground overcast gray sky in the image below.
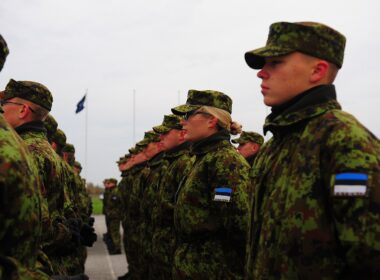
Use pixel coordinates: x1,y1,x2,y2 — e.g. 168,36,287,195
1,0,379,186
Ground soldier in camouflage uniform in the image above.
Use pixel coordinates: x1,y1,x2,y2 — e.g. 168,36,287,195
150,114,195,279
135,130,166,278
171,90,250,279
0,34,51,280
1,79,76,276
125,145,150,279
232,131,264,166
244,22,380,279
103,178,122,255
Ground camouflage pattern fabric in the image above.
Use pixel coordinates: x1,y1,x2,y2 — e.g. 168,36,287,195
153,114,183,134
44,114,58,142
124,162,150,279
15,121,71,275
245,21,346,69
137,152,168,278
232,131,264,145
3,79,53,111
0,115,50,279
151,142,195,279
136,130,161,147
104,186,122,250
172,89,233,114
0,34,9,71
173,130,250,279
245,85,380,279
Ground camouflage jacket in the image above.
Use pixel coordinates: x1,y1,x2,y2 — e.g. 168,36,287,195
118,170,132,228
152,142,194,229
174,130,250,279
245,85,380,279
104,186,121,218
0,116,49,279
15,121,70,249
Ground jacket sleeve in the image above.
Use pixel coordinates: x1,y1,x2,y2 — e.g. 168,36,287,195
324,114,380,278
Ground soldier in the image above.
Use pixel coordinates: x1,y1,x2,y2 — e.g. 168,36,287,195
171,89,250,279
0,33,51,280
244,22,380,279
0,79,77,275
151,114,195,279
103,178,122,255
232,131,264,166
124,145,150,279
136,130,166,278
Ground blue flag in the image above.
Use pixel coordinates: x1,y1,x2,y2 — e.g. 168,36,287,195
76,94,86,113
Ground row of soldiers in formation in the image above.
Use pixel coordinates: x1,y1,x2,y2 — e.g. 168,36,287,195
0,34,94,279
103,21,380,280
2,20,380,280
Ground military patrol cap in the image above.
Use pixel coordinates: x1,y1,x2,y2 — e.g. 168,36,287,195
116,154,129,164
232,131,264,145
108,178,118,185
0,34,9,71
73,161,82,170
245,21,346,69
51,128,67,146
153,114,183,134
128,147,139,154
62,143,75,153
3,79,53,111
172,89,233,115
44,114,58,138
136,130,161,147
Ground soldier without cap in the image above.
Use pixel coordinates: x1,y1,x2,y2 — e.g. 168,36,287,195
244,21,380,279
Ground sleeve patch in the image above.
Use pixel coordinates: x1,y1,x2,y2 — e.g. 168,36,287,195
333,173,368,197
213,187,232,202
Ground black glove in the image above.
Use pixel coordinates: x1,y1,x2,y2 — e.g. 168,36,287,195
88,216,95,227
80,223,97,247
66,218,82,246
52,274,89,280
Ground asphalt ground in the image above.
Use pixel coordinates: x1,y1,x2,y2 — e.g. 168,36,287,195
85,215,128,280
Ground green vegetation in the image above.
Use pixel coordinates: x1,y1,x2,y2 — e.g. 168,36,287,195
91,195,103,215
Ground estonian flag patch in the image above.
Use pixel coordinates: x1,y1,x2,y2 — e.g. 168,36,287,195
213,187,232,202
333,173,368,197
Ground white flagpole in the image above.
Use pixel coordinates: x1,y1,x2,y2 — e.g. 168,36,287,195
133,89,136,143
85,89,88,179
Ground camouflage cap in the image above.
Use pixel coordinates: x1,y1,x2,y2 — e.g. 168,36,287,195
245,21,346,69
232,131,264,145
51,128,67,147
153,114,183,134
116,154,130,164
73,161,82,170
62,143,75,154
44,114,58,139
136,130,161,147
171,89,233,115
108,178,118,185
3,79,53,111
0,34,9,71
128,147,139,155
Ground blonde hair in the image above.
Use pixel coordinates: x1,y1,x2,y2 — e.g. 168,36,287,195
196,106,242,135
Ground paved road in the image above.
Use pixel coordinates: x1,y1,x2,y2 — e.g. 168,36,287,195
85,215,128,280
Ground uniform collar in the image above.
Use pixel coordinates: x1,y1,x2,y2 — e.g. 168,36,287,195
15,120,47,136
148,151,165,167
164,141,190,159
191,129,231,155
264,85,341,135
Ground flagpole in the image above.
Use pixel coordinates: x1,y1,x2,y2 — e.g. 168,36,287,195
133,89,136,143
85,89,88,179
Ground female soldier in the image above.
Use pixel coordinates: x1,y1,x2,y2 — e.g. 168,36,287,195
171,90,250,280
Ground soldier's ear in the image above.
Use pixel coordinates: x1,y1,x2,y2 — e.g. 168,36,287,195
310,60,329,83
207,116,218,129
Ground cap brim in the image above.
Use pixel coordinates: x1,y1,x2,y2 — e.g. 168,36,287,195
153,125,171,134
171,104,201,115
245,46,294,69
136,140,149,147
